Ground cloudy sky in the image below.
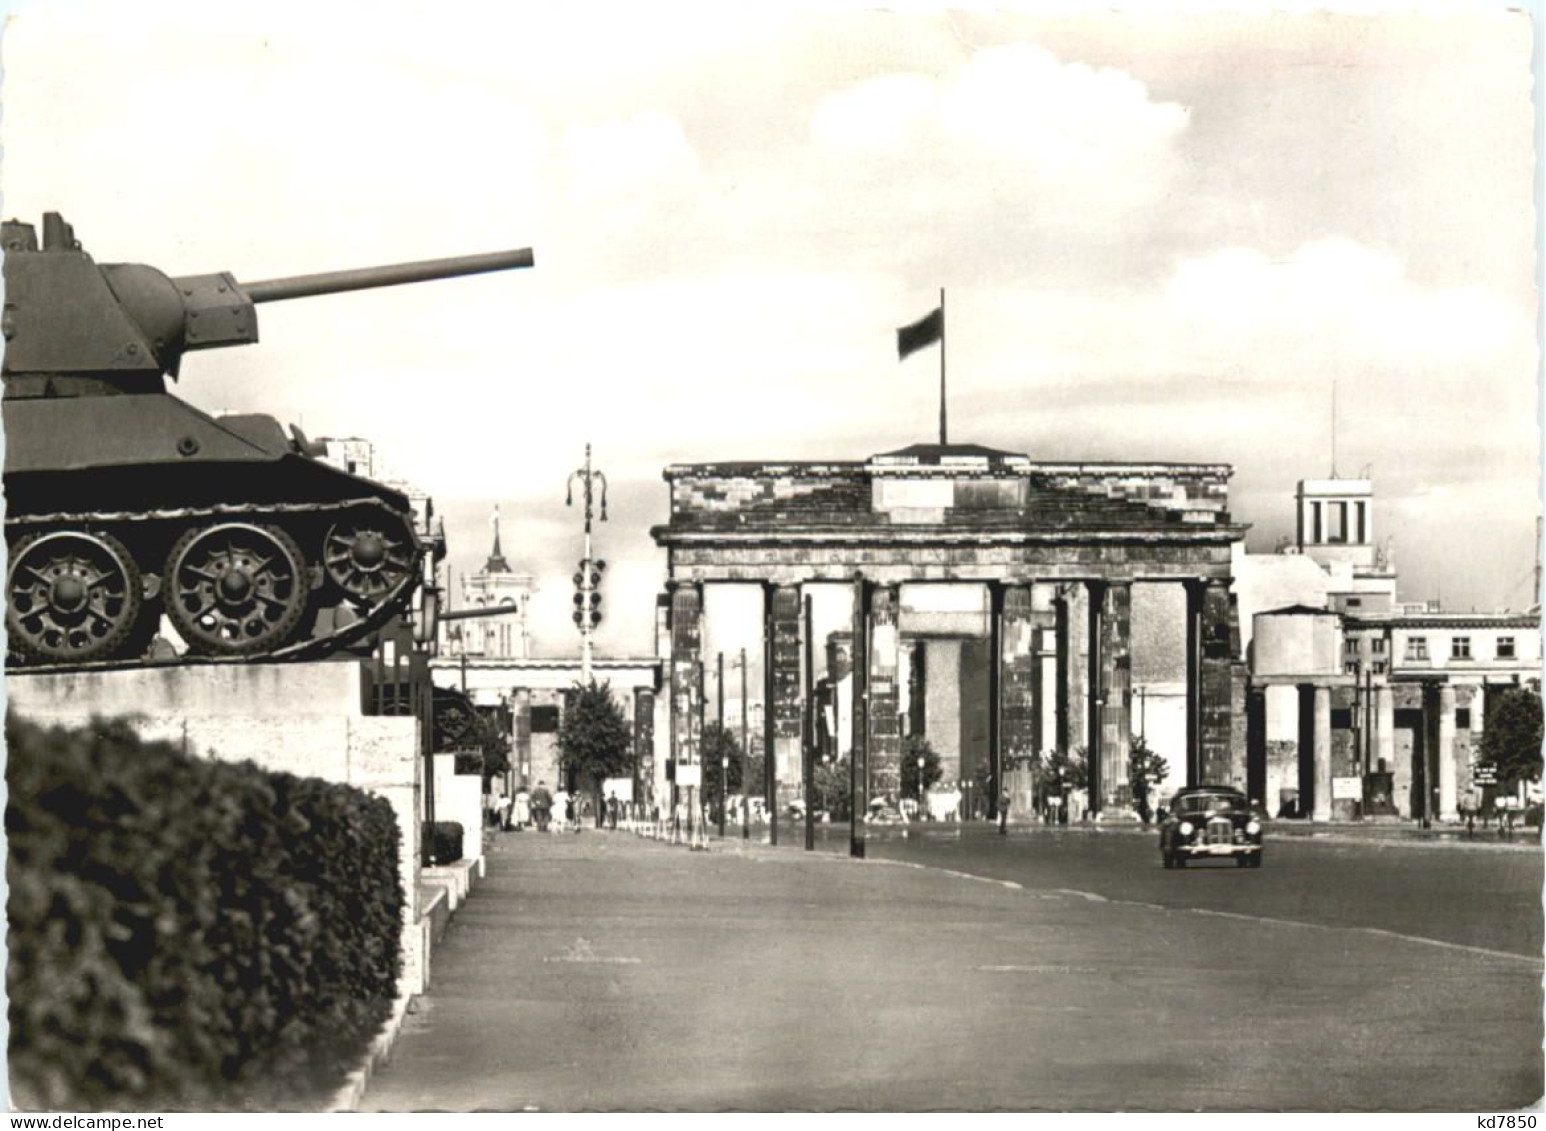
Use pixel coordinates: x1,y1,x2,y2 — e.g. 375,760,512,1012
3,0,1537,657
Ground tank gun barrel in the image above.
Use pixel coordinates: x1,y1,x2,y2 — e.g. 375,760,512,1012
239,247,534,304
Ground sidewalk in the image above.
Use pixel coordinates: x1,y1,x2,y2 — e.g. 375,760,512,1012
358,826,1541,1112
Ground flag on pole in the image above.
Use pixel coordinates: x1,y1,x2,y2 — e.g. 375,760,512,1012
897,307,943,360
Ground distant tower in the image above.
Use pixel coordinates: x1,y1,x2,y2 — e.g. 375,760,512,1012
450,506,534,659
1295,477,1396,614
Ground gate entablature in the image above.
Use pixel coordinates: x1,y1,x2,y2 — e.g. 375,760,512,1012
654,445,1246,586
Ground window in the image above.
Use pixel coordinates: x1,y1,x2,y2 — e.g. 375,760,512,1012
530,705,561,733
1344,661,1360,675
1328,501,1349,544
1498,637,1516,659
1451,637,1471,660
1346,596,1363,608
1372,638,1387,654
1372,661,1387,675
1456,708,1472,729
1406,637,1429,661
1345,638,1360,654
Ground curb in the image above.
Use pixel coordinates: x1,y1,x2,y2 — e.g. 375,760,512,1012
326,992,414,1113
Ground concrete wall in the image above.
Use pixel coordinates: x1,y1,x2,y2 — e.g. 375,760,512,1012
1253,612,1341,677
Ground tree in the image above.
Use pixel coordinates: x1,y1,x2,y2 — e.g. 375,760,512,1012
557,681,633,811
475,707,512,787
1480,688,1543,790
900,735,944,801
1037,746,1089,810
697,722,753,811
814,755,852,821
1127,734,1170,824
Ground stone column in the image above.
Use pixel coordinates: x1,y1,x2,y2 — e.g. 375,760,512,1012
1375,683,1395,773
868,584,902,802
1054,588,1071,756
1184,580,1203,787
512,687,532,790
1200,579,1234,785
1090,580,1133,813
1438,683,1458,821
1312,685,1332,821
633,687,655,806
1001,585,1037,771
906,640,927,739
768,584,804,808
1037,614,1059,758
669,585,702,805
1100,584,1137,815
1085,581,1105,811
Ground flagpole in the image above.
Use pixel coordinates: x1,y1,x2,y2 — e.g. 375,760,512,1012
939,287,947,446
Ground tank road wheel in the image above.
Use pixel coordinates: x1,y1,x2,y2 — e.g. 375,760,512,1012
433,689,477,751
7,531,143,663
323,513,417,606
165,523,308,656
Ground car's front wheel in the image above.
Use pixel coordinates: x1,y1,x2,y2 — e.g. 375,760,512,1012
1249,853,1264,868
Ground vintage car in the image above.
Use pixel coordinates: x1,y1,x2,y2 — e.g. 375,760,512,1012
1158,786,1263,868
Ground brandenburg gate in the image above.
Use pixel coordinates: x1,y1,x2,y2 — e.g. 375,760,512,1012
651,443,1248,819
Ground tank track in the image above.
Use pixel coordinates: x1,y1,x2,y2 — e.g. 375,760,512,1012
6,495,421,672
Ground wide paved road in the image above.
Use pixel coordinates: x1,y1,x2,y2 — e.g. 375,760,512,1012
361,825,1542,1112
804,821,1543,958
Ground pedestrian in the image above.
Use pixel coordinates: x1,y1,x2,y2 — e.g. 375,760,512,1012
553,787,571,834
999,787,1011,834
531,780,553,832
607,790,619,830
513,785,531,831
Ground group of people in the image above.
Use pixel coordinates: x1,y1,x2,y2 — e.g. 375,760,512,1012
488,782,630,833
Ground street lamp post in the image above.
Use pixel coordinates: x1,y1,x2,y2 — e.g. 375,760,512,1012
916,754,925,819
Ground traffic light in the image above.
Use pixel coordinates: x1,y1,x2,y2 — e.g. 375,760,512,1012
573,556,604,629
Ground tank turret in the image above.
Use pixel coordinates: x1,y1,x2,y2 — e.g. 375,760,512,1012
3,213,533,668
2,212,533,397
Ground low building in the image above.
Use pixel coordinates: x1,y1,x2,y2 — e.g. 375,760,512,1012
1238,474,1540,822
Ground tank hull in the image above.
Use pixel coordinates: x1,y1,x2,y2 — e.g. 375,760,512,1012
5,394,422,668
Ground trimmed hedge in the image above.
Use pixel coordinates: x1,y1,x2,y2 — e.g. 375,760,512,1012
424,821,464,865
6,714,404,1111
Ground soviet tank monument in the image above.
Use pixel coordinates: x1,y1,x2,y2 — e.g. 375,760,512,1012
3,212,533,668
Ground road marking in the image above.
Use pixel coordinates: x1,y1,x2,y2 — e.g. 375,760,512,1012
1042,889,1545,968
975,964,1098,974
543,937,641,965
872,861,1544,968
1056,888,1108,903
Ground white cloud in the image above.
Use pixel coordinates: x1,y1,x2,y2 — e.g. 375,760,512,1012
1165,239,1525,367
807,43,1187,225
561,112,702,209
